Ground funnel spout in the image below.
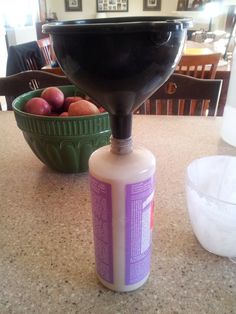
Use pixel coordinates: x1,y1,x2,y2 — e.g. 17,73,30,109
109,113,132,139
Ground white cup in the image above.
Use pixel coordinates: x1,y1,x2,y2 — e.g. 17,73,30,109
186,155,236,261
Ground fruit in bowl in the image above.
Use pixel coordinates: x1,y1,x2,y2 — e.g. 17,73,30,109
12,85,111,173
41,86,64,110
23,86,104,116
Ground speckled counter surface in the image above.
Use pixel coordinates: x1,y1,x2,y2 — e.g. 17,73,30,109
0,112,236,314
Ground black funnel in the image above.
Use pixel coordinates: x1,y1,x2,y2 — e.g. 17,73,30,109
43,17,191,139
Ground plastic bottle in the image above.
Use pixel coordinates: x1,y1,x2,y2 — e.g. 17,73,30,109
89,136,156,292
221,47,236,147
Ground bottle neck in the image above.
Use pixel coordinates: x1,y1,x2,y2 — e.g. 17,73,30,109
110,136,133,155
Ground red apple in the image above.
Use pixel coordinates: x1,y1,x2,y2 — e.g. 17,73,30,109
63,96,83,112
24,97,51,115
68,100,100,116
60,112,69,116
99,107,106,113
41,87,64,110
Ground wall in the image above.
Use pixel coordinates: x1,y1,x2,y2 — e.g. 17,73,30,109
45,0,227,31
46,0,178,20
6,26,37,46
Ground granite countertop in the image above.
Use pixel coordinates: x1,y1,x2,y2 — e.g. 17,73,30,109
0,112,236,314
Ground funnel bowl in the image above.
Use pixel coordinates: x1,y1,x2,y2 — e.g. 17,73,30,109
44,17,191,138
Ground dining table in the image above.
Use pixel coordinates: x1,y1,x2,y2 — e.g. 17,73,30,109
0,112,236,314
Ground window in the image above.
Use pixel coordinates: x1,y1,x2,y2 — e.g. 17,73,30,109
1,0,39,28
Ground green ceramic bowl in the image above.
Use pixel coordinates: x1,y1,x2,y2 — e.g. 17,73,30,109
12,85,111,173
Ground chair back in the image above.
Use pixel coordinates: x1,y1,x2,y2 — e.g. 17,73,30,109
0,70,71,110
176,53,221,79
37,37,55,65
137,74,222,116
6,41,45,76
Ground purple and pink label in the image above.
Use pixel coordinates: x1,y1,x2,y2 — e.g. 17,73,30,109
125,177,154,285
90,176,113,283
90,175,155,286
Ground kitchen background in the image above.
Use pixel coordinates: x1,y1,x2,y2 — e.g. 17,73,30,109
0,0,231,109
0,0,232,100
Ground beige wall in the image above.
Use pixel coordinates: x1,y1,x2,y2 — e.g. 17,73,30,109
46,0,227,31
46,0,179,20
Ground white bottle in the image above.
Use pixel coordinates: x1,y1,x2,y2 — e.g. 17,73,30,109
89,136,156,292
221,47,236,147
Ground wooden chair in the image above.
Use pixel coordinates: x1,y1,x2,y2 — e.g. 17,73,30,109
175,53,221,79
37,37,56,65
6,41,45,76
0,70,71,110
137,74,222,116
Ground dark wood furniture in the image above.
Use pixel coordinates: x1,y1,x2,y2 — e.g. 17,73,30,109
0,70,71,110
41,65,64,75
137,74,222,116
37,37,56,65
175,51,229,115
180,65,231,116
176,53,221,79
35,0,48,40
215,69,230,116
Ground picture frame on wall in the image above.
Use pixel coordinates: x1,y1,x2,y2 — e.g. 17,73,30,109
97,0,128,12
143,0,161,11
177,0,188,11
187,0,204,11
65,0,82,12
177,0,210,11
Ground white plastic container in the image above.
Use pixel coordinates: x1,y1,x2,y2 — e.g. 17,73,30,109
186,155,236,260
89,137,156,292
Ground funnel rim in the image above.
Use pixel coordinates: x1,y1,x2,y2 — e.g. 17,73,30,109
43,16,192,34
